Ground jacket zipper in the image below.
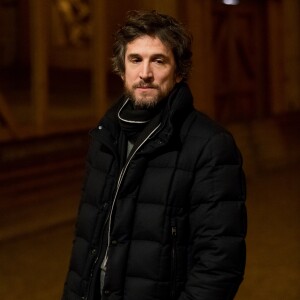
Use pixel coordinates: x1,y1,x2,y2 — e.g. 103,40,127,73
171,220,177,300
84,202,110,300
101,122,162,275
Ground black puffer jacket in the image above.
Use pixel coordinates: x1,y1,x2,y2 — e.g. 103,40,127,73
62,83,247,300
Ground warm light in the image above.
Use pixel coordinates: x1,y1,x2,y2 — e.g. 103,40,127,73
222,0,239,5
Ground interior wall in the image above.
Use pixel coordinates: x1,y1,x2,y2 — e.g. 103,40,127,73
1,0,300,141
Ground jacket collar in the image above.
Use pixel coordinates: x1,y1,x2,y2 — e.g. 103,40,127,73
90,82,194,151
154,82,194,143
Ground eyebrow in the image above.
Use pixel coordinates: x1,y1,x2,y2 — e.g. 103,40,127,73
127,53,170,61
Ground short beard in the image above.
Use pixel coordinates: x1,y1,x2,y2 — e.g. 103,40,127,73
124,82,165,110
128,94,160,110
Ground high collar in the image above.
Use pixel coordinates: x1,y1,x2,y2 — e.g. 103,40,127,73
95,82,194,145
157,82,194,139
118,98,164,144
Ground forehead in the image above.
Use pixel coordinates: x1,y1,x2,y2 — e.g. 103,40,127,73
125,35,173,57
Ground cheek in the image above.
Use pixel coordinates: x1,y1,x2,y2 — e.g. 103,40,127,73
162,75,177,88
159,68,177,84
159,73,173,83
125,69,139,81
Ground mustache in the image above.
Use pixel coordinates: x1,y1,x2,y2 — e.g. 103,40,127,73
133,82,159,89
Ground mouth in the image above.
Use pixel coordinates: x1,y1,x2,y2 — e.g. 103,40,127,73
137,87,154,90
134,82,158,90
135,85,158,91
137,85,154,88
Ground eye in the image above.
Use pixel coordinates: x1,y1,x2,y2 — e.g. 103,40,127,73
129,56,141,64
154,58,164,64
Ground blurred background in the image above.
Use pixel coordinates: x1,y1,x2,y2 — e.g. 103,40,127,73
0,0,299,299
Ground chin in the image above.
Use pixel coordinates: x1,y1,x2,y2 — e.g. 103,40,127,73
133,98,159,109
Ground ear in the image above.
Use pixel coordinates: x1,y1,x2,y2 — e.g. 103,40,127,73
175,75,183,83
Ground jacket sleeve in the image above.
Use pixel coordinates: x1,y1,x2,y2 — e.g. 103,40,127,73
179,131,247,300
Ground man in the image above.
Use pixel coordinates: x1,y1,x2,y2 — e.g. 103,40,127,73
62,10,247,300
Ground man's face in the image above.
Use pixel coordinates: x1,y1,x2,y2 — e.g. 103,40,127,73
122,35,182,109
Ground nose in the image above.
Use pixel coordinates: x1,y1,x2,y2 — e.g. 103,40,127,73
139,62,153,80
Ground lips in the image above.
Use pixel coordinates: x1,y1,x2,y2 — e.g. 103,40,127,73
138,86,150,88
133,82,158,89
136,85,155,89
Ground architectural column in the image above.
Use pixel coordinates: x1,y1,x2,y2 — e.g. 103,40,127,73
91,0,108,118
266,0,284,114
282,0,300,111
185,0,214,117
29,0,49,134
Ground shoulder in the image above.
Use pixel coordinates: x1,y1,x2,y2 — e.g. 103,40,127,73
182,109,229,139
181,109,241,161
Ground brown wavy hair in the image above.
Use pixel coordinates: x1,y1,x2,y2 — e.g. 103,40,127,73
112,10,193,81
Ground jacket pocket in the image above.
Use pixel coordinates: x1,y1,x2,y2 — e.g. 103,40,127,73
170,219,177,300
